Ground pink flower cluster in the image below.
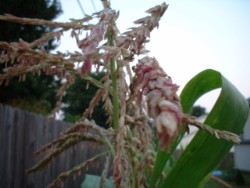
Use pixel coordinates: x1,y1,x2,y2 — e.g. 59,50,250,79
133,57,183,150
116,3,168,55
77,9,118,75
77,23,106,75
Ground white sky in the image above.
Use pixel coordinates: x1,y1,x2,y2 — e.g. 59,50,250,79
55,0,250,111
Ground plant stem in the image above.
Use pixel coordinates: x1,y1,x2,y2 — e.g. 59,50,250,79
107,28,119,131
110,57,119,131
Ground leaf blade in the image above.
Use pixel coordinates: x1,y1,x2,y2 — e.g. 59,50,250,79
159,69,249,188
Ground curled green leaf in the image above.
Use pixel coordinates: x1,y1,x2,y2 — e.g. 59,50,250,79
159,69,249,188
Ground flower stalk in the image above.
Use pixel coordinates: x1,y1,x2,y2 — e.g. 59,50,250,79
110,57,119,131
107,29,119,132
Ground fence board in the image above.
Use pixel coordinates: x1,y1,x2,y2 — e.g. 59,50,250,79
0,104,111,188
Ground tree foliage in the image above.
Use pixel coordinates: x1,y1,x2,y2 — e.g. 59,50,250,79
247,98,250,107
191,105,206,117
0,0,62,114
63,72,109,128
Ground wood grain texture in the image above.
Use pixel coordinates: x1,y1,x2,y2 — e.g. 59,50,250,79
0,104,110,188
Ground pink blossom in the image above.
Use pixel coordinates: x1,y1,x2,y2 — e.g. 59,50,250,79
81,57,92,75
133,57,183,150
78,23,106,75
78,24,106,55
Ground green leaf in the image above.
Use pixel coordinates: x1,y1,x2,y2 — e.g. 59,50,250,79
158,69,249,188
149,135,183,188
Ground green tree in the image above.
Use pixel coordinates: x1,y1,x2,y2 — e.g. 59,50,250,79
0,0,62,114
190,105,206,117
63,72,109,128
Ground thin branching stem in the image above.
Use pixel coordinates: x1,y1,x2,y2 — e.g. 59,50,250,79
48,150,111,188
183,115,241,144
0,14,93,30
111,57,119,131
210,176,232,188
26,133,105,173
107,29,119,131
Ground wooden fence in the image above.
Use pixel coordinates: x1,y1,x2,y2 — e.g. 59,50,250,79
0,104,110,188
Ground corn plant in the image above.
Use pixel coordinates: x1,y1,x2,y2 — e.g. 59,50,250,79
0,1,248,188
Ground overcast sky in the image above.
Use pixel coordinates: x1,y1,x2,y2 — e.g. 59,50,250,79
55,0,250,111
